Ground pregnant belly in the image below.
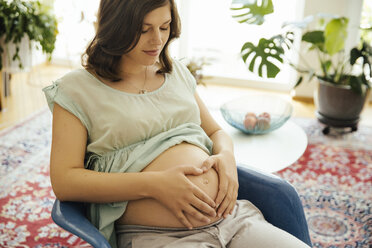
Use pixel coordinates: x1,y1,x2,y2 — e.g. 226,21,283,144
116,143,221,227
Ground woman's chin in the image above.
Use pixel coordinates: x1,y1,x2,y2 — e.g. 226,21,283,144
144,58,160,66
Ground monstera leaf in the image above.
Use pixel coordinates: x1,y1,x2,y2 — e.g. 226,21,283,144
241,37,285,78
231,0,274,25
350,42,372,78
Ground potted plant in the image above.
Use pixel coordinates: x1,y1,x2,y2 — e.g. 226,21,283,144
231,0,371,134
0,0,58,71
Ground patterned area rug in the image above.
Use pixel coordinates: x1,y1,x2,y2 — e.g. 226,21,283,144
0,109,371,247
0,109,89,247
276,119,372,248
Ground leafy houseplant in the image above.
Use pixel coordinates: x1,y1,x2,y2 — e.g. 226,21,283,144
231,0,371,132
0,0,58,70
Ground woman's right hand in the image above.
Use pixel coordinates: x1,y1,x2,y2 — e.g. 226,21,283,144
151,165,217,229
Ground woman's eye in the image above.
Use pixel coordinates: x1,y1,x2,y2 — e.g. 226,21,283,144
141,25,169,34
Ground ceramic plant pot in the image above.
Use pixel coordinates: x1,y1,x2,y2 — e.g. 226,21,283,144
314,79,370,132
1,36,32,73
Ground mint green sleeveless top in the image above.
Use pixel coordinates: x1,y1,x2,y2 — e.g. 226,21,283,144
43,59,213,247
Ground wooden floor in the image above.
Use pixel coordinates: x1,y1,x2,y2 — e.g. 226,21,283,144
0,64,71,130
0,63,371,131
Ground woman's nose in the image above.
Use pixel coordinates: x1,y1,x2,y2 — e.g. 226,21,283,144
151,29,162,45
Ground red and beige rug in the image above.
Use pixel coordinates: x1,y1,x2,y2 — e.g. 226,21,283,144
276,119,372,248
0,109,371,247
0,110,88,247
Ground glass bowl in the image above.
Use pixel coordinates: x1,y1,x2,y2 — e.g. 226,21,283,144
220,95,293,134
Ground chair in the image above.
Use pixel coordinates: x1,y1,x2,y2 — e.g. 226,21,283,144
51,165,312,247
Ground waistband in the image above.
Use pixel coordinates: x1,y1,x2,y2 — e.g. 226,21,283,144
115,218,224,234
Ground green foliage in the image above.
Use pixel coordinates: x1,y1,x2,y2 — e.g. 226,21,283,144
242,39,281,78
231,0,273,25
231,3,371,95
350,41,372,83
240,33,293,78
324,17,348,55
0,0,58,70
301,31,325,52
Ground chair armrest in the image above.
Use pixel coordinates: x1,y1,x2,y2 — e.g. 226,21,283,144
51,199,111,248
237,165,312,247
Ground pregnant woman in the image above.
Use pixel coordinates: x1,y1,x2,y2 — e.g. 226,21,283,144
43,0,310,247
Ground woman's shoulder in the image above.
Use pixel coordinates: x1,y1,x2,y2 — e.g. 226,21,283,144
169,58,192,81
171,58,188,74
169,58,197,92
55,68,94,87
46,68,103,107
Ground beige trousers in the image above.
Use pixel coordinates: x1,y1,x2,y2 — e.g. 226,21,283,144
116,200,310,248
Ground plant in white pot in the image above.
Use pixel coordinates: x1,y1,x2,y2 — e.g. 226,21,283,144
0,0,58,71
231,0,371,134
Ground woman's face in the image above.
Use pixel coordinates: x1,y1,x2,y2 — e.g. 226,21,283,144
122,3,172,67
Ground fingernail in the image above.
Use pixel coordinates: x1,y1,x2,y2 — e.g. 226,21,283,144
204,218,210,223
218,212,222,217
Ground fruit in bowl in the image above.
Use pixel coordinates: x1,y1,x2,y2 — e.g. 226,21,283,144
243,112,271,131
220,95,293,134
243,112,257,130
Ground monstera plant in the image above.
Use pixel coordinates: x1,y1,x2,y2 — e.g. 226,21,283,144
231,0,371,133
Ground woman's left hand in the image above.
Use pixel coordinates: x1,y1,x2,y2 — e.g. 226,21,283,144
201,151,239,218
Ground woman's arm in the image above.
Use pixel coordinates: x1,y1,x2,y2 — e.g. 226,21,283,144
194,92,239,218
50,103,150,203
50,103,216,228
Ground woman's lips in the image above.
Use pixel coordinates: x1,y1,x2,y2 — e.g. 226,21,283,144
144,50,160,56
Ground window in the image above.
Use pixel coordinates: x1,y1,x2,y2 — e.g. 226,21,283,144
174,0,304,91
52,0,100,67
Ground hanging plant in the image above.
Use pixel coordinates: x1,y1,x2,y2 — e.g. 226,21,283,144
0,0,58,70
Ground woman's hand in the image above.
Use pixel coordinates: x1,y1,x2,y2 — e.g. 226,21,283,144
201,151,238,218
151,165,217,229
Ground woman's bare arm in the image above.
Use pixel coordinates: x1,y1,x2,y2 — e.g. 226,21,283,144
50,103,155,203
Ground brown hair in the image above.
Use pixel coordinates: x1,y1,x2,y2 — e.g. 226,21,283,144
82,0,181,81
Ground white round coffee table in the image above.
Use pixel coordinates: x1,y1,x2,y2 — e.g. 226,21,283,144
211,110,308,173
